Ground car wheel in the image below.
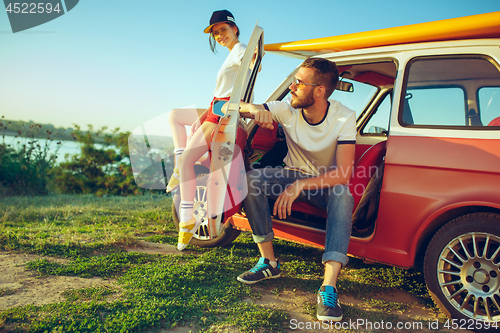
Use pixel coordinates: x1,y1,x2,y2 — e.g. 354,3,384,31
424,213,500,323
172,173,241,248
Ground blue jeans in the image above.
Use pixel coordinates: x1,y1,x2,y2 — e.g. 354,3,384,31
243,167,354,266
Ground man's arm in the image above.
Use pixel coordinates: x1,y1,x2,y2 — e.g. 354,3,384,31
274,144,355,219
308,143,355,188
225,101,274,130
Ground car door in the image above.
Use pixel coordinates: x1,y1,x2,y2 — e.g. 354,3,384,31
207,23,264,237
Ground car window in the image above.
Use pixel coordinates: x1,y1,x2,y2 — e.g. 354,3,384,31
478,87,500,126
331,78,378,120
401,56,500,128
404,87,465,126
361,93,391,135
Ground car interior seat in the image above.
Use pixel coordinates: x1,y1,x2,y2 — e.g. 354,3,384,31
488,117,500,126
290,140,387,219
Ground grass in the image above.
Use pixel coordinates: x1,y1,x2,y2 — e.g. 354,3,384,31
0,194,168,257
0,194,445,332
0,289,16,298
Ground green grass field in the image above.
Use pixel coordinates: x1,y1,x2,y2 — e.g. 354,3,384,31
0,194,446,332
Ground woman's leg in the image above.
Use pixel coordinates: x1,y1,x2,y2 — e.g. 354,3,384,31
177,121,216,203
169,107,206,164
176,120,216,250
166,107,206,192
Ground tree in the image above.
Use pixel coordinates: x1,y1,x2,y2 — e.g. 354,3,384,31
50,125,143,196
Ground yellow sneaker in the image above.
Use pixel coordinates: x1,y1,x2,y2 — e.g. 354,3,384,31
177,217,202,251
166,167,180,192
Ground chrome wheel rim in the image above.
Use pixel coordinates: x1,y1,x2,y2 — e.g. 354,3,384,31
437,232,500,321
192,184,210,240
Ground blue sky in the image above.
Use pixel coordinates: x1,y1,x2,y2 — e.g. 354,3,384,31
1,0,499,136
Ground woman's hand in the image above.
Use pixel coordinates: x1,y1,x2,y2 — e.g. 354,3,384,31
251,48,264,71
190,108,208,135
190,119,201,135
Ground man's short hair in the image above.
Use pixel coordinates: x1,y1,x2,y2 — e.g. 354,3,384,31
301,58,339,98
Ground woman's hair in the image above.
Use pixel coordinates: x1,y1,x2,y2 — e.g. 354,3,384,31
209,22,239,53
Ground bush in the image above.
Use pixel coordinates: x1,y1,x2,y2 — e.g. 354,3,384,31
50,125,144,196
0,119,60,196
0,117,170,197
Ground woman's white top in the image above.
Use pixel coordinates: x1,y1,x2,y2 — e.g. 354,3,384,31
213,42,247,98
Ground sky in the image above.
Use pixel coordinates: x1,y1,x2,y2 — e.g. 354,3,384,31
1,0,499,137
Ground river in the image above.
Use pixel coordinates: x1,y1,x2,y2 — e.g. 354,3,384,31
1,135,109,164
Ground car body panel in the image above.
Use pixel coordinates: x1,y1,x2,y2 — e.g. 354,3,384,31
375,135,500,266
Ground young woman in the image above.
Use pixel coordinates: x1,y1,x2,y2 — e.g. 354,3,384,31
167,10,248,250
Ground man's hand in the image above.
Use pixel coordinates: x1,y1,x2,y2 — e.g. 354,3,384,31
238,102,274,130
253,109,274,130
273,180,302,219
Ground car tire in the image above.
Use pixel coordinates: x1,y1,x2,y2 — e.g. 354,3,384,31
172,173,241,248
424,213,500,326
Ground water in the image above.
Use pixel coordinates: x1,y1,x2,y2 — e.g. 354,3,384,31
1,135,109,164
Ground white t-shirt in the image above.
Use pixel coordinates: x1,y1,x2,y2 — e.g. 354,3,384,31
264,97,356,176
213,42,247,98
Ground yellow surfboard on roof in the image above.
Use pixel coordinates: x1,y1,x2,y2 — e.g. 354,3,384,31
264,11,500,58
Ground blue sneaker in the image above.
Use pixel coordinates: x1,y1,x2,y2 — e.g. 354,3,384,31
317,285,342,321
237,257,281,284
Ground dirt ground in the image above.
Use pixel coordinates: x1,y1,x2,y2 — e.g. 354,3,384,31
0,243,475,333
0,242,178,310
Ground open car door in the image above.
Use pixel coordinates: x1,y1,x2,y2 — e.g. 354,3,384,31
207,23,264,239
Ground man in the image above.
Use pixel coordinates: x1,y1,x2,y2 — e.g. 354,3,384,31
236,58,356,321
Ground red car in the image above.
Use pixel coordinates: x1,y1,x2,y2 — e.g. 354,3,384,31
173,12,500,324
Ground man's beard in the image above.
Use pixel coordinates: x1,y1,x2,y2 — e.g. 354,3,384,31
290,89,315,109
